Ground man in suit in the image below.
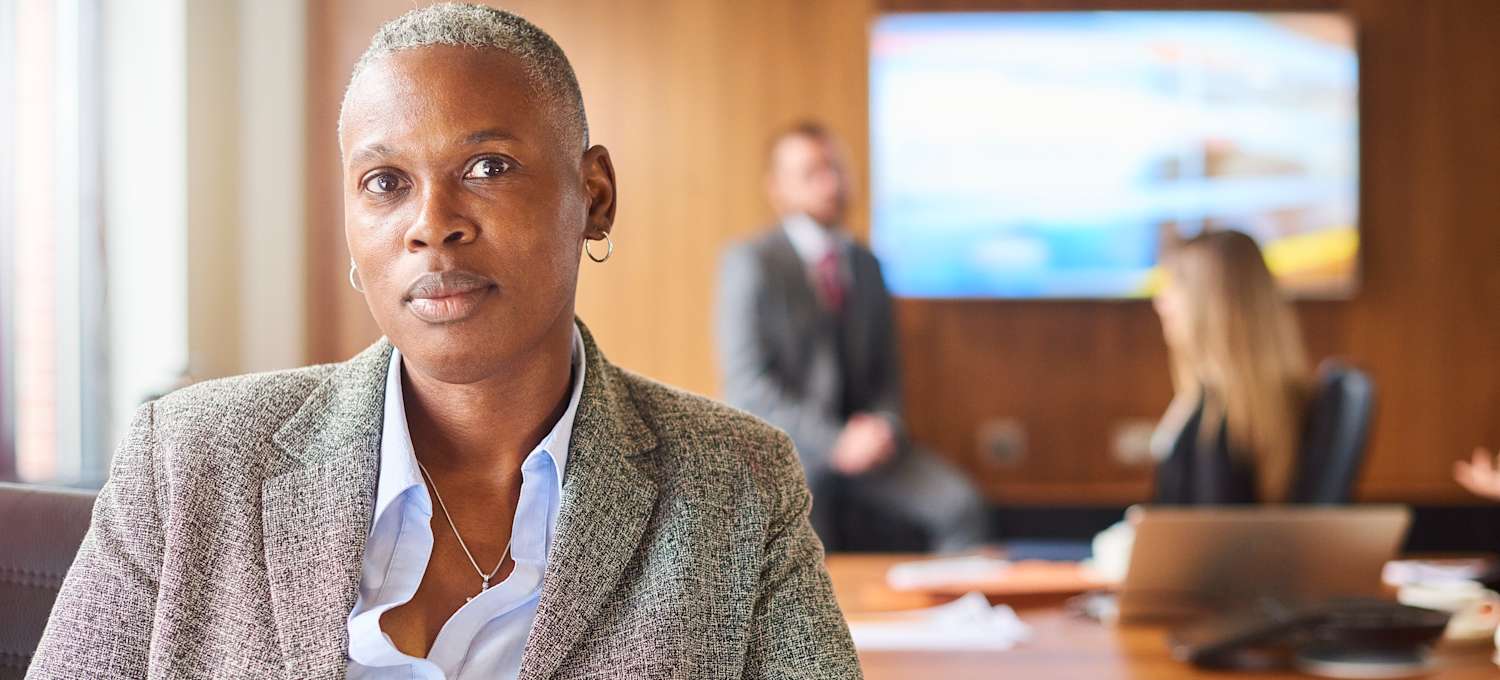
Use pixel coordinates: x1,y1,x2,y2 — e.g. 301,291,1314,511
716,122,988,552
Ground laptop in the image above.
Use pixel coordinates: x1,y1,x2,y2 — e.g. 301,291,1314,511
1117,505,1412,623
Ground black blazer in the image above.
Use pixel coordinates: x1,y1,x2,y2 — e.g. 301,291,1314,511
1152,398,1260,505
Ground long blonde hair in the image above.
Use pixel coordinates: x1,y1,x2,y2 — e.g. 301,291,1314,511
1160,230,1311,502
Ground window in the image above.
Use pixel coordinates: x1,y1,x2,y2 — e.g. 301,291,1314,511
2,0,109,486
2,0,307,486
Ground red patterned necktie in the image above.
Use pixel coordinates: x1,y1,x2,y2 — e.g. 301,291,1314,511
815,249,845,312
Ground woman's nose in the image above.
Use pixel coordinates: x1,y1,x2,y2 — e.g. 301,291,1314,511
404,187,478,251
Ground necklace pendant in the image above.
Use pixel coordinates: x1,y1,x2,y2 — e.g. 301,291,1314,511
467,579,489,604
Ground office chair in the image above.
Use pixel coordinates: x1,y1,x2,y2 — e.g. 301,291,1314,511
1290,360,1376,504
0,483,96,680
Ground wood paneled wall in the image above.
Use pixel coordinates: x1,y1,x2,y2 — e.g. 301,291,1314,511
305,0,874,383
306,0,1500,504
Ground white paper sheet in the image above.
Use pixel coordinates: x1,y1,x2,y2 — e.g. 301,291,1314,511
847,592,1033,652
884,555,1011,590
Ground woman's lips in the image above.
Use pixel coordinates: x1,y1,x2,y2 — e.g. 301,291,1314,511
403,270,497,324
407,285,494,323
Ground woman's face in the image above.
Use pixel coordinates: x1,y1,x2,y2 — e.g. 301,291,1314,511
338,46,615,383
1153,269,1192,350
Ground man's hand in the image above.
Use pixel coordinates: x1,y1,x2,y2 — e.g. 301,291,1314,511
1454,447,1500,501
830,413,897,476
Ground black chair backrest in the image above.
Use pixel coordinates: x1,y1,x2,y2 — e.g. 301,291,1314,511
0,482,96,680
1290,360,1376,504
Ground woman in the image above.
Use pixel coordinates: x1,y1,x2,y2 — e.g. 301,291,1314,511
1149,229,1312,505
28,5,858,679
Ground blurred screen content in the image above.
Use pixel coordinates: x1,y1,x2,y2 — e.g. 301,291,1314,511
870,12,1360,298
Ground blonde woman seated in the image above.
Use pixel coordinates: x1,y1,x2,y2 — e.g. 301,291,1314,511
1149,230,1314,504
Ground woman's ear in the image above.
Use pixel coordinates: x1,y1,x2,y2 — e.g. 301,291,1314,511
581,145,617,238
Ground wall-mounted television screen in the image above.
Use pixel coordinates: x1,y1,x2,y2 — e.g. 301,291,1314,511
870,12,1359,299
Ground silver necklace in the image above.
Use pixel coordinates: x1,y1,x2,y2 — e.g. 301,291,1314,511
417,460,511,601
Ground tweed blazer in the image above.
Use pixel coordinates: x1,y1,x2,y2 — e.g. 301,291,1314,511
27,323,861,679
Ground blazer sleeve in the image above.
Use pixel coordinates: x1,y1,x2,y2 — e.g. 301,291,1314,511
860,253,906,443
27,402,165,679
742,433,862,679
715,245,844,479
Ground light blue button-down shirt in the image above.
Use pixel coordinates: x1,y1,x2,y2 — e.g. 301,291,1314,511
346,326,585,679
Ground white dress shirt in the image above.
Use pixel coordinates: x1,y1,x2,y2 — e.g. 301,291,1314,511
782,213,850,271
345,325,586,679
783,214,853,311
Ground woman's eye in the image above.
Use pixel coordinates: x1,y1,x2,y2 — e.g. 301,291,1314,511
364,173,404,194
465,157,511,179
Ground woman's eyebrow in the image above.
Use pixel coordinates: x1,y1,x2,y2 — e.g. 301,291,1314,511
349,142,398,167
460,128,517,145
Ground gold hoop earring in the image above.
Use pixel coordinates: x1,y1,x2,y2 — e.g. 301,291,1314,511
348,259,364,293
584,234,613,263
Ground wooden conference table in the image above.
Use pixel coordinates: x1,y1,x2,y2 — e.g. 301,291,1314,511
825,554,1499,680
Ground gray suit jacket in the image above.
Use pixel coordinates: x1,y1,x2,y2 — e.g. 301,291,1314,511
27,323,859,679
715,227,905,481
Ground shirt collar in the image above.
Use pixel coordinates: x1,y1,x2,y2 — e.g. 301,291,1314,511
536,324,586,486
372,323,588,527
374,346,425,524
782,213,847,266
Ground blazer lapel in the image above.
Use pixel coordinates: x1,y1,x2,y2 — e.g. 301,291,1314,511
840,247,882,380
520,323,660,679
766,226,823,323
262,339,391,678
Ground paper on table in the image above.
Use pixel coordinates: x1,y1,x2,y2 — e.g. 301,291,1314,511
1383,558,1492,587
885,555,1010,590
847,592,1033,652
